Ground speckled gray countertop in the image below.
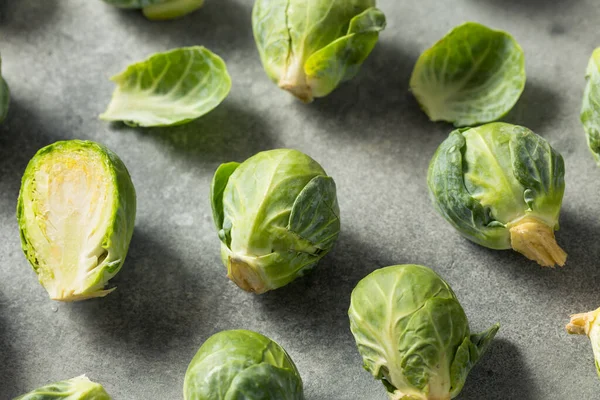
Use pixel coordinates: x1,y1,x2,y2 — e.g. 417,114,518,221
1,0,599,399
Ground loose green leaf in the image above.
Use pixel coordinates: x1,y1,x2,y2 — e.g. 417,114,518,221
410,22,526,127
252,0,386,102
348,264,499,400
17,140,136,301
184,330,305,400
0,54,10,124
101,0,204,20
581,48,600,164
15,375,111,400
100,47,231,127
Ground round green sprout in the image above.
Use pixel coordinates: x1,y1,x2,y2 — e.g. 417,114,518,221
101,0,204,20
581,47,600,165
252,0,386,102
15,375,111,400
349,264,499,400
184,329,304,400
17,140,136,301
567,308,600,379
210,149,340,294
428,122,566,267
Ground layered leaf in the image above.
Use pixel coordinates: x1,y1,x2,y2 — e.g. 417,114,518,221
15,375,111,400
0,54,10,124
100,47,231,127
581,48,600,164
101,0,204,20
410,22,525,127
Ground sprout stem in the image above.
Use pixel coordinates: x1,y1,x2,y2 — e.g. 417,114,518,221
566,310,599,336
509,217,567,267
227,257,268,294
279,54,314,103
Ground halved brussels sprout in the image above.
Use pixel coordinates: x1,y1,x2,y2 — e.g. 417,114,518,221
566,307,600,378
428,122,566,267
17,140,136,301
252,0,386,103
211,149,340,294
101,0,204,20
0,54,10,123
100,47,231,127
581,48,600,164
410,22,526,127
184,330,304,400
349,264,499,400
15,375,111,400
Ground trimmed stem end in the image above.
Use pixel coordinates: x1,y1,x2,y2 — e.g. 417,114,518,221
566,311,597,336
509,217,567,267
278,54,314,103
227,257,268,294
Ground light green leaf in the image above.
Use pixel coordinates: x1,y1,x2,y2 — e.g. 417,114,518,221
15,375,111,400
100,47,231,127
101,0,204,20
211,162,240,231
410,22,526,127
0,54,10,124
581,48,600,165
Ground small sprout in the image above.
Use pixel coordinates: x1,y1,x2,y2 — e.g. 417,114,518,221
0,54,10,123
581,48,600,165
100,47,231,127
211,149,340,294
252,0,386,102
566,308,600,378
101,0,204,20
428,122,566,267
184,330,305,400
17,140,136,301
15,375,111,400
349,264,499,400
410,22,526,127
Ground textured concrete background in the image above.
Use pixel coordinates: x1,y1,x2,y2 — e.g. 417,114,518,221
1,0,599,398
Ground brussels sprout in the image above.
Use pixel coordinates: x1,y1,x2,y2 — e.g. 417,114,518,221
0,54,10,124
101,0,204,20
567,308,600,378
15,375,111,400
252,0,386,103
349,264,499,400
581,48,600,165
17,140,136,301
211,149,340,294
428,122,566,267
100,47,231,127
410,22,526,127
184,329,304,400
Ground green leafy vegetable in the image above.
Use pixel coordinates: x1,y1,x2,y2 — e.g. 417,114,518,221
17,140,136,301
15,375,111,400
581,48,600,165
100,47,231,127
211,149,340,294
184,330,304,400
101,0,204,20
349,264,499,400
410,22,526,127
428,122,566,267
252,0,386,102
0,54,10,124
567,307,600,378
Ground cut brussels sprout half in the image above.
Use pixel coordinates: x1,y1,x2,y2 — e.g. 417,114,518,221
211,149,340,294
17,140,136,301
349,265,499,400
428,122,566,267
567,307,600,378
410,22,526,127
184,330,305,400
0,54,10,124
581,48,600,165
252,0,386,102
100,47,231,127
15,375,111,400
101,0,204,20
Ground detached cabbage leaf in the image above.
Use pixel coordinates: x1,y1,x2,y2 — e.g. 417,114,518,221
581,48,600,165
100,47,231,127
349,265,499,400
252,0,386,102
15,375,111,400
17,140,136,301
0,54,10,123
184,330,304,400
101,0,204,20
410,22,525,127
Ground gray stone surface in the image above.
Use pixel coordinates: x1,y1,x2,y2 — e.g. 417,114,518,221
0,0,599,398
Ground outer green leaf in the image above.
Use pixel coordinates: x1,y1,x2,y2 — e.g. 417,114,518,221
410,22,526,127
0,54,10,124
101,0,204,20
348,265,498,400
211,162,240,231
215,149,340,293
184,330,304,400
100,47,231,127
581,48,600,165
15,375,111,400
17,140,136,301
